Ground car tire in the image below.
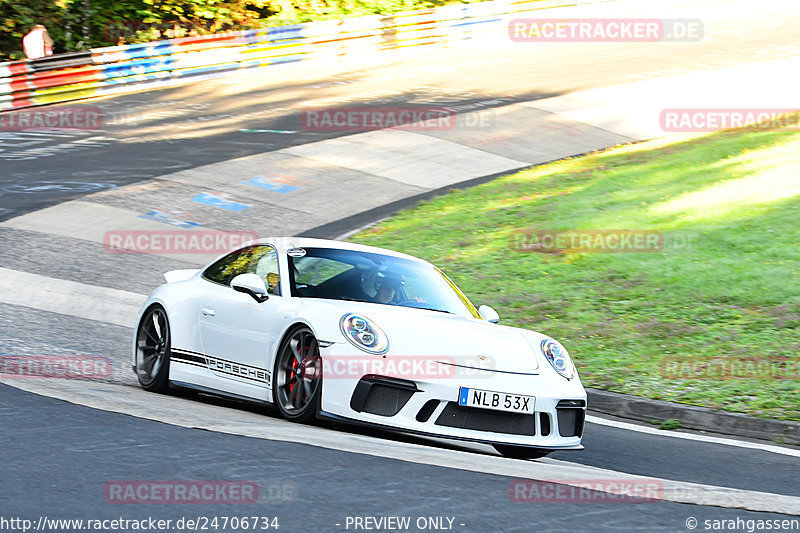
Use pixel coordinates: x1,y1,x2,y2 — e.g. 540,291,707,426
492,444,551,460
272,326,322,423
135,305,172,393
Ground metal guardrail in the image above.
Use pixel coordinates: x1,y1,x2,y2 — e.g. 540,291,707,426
0,0,575,111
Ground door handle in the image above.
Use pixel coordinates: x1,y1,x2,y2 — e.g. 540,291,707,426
201,307,216,317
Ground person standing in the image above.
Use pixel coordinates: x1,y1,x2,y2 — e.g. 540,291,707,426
23,24,54,59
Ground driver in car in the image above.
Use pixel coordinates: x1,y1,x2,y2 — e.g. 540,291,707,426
374,274,402,304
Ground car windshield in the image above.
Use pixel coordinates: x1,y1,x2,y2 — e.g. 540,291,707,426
288,247,480,318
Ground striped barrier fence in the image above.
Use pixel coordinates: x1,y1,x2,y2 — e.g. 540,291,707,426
0,0,587,112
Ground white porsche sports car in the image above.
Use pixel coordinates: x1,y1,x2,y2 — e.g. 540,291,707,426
133,237,586,458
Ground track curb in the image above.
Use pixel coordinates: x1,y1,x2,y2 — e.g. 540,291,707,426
587,388,800,446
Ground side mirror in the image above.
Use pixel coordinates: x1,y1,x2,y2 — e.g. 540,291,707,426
231,273,269,303
478,305,499,324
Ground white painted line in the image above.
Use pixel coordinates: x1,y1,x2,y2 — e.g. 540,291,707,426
4,379,799,515
0,267,145,328
155,151,302,190
587,415,800,458
0,201,220,265
0,201,170,243
283,130,527,188
155,151,426,222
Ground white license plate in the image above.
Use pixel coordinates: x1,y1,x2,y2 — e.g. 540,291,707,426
458,387,535,414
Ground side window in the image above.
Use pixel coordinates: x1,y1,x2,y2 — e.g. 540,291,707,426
202,248,254,285
254,248,281,296
202,245,281,295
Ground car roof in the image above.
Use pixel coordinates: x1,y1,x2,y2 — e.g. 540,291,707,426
255,237,429,265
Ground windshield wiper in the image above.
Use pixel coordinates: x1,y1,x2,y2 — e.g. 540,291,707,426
411,306,452,314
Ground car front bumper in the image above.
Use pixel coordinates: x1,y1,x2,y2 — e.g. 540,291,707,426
319,344,586,450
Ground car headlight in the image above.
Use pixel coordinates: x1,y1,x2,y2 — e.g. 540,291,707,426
339,313,389,354
541,338,574,379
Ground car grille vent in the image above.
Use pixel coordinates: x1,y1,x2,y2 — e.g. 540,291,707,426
539,412,552,436
416,400,441,422
556,406,585,437
434,402,536,435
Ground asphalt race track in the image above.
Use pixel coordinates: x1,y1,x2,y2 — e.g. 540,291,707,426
1,0,800,531
2,383,798,532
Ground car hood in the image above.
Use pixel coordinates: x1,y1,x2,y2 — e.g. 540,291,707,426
300,299,545,375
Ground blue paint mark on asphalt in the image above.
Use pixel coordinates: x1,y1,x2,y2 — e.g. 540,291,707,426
242,176,299,194
138,210,200,229
192,192,251,211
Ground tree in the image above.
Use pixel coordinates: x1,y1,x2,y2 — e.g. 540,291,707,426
1,0,66,60
1,0,469,62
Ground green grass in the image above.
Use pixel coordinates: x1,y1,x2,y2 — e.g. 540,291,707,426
350,126,800,421
659,419,682,431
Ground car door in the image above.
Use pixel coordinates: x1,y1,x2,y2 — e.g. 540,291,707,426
198,244,283,396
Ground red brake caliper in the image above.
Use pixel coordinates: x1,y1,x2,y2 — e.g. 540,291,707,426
289,358,298,392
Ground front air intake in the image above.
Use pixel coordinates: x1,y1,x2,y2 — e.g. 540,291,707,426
350,376,417,417
556,399,586,437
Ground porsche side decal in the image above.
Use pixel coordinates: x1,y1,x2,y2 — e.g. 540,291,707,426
171,348,271,385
